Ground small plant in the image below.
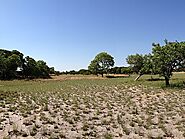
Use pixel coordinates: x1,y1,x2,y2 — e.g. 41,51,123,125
12,123,19,135
104,133,113,139
3,136,10,139
23,119,33,126
82,123,89,131
43,104,49,111
101,119,109,125
21,131,28,137
8,106,16,112
30,126,37,136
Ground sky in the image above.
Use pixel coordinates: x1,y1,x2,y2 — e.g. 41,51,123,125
1,0,185,71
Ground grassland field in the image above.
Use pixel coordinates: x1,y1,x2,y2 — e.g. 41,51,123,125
0,73,185,139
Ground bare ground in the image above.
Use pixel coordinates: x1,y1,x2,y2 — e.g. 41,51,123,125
0,82,185,139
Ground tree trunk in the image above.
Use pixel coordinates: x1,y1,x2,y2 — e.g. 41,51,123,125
101,73,103,77
165,76,170,86
134,74,142,81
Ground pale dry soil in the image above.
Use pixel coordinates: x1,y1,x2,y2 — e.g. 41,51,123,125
0,82,185,139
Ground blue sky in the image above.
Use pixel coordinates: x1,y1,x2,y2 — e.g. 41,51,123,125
1,0,185,71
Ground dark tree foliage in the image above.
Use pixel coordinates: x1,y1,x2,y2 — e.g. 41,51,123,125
109,66,133,74
0,49,51,80
78,69,91,75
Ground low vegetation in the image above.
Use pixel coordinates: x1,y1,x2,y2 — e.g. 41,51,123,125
0,73,184,138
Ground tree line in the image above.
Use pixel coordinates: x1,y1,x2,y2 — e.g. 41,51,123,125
0,49,56,79
61,66,132,75
1,40,185,86
87,40,185,86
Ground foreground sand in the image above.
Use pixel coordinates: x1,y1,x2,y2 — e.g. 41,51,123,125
0,80,185,139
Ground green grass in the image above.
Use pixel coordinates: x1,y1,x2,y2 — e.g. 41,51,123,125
0,72,184,93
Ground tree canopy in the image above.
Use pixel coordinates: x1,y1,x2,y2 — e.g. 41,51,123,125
152,41,185,86
0,49,54,80
88,52,114,77
127,40,185,86
126,54,153,80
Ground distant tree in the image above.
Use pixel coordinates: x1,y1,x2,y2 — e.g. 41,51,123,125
88,52,114,77
126,54,153,80
78,69,91,75
121,67,133,74
69,70,77,75
110,67,122,74
49,67,55,74
55,71,61,76
23,57,50,78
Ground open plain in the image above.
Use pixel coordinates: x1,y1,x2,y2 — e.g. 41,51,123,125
0,74,185,139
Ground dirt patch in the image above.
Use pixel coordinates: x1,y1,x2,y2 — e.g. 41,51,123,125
37,75,104,81
106,74,130,78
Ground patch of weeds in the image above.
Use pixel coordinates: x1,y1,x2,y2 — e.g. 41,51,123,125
3,136,10,139
0,125,3,130
30,125,37,136
49,133,60,139
67,118,74,125
0,117,6,123
83,109,89,114
96,109,100,115
101,119,109,125
43,104,49,111
107,111,113,116
12,123,19,135
92,116,99,120
23,119,33,126
59,132,66,138
82,123,89,131
35,122,41,129
8,106,17,112
104,133,113,139
0,104,6,108
73,116,80,122
21,130,28,137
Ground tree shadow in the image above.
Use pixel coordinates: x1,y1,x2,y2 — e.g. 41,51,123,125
147,78,164,81
162,81,185,89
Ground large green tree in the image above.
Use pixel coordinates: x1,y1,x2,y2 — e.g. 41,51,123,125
127,40,185,86
88,52,114,77
152,41,185,86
